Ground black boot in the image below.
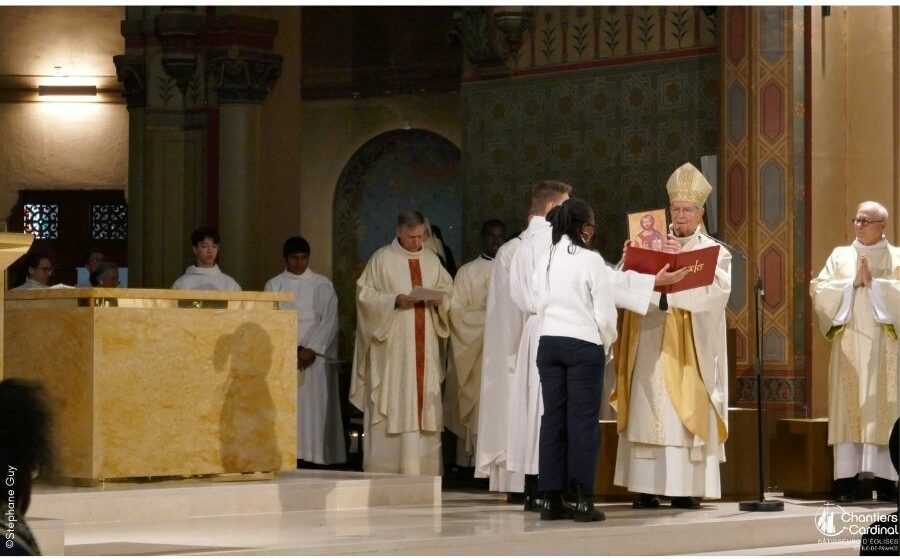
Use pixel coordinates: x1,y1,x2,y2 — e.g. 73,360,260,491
574,483,605,522
540,491,573,520
833,476,858,503
875,477,898,503
670,496,701,509
523,474,541,512
632,493,660,509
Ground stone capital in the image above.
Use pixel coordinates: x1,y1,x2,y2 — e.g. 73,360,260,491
208,47,282,104
112,54,147,109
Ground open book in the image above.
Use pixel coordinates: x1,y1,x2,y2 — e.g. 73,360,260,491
623,244,720,294
408,286,445,302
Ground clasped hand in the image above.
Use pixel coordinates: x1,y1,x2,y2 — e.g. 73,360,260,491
297,346,317,369
854,254,873,288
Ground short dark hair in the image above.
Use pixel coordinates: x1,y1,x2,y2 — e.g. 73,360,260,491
90,261,119,287
530,180,573,214
0,379,53,477
282,236,311,258
23,252,49,270
85,247,104,262
191,226,220,246
481,218,506,237
397,210,426,228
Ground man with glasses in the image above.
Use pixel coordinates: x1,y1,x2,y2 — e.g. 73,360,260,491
613,162,732,510
810,201,899,503
12,253,53,290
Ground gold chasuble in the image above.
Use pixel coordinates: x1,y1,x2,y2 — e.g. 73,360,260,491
613,307,728,445
350,238,452,475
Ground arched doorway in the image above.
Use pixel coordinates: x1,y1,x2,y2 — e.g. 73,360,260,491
332,129,462,359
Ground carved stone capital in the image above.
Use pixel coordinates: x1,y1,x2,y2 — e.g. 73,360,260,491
154,10,203,95
451,7,503,68
208,47,282,104
113,54,147,109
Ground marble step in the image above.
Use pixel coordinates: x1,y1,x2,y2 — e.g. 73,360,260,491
690,542,859,556
29,470,439,525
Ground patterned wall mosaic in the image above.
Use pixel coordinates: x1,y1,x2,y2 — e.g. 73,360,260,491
333,129,462,358
721,6,809,412
462,6,717,78
462,54,719,260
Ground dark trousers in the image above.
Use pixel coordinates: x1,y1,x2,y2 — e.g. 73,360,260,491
536,335,605,494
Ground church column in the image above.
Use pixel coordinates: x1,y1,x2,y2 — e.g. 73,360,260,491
209,47,281,288
114,8,281,288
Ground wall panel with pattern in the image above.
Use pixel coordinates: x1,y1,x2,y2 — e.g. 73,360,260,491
721,6,809,413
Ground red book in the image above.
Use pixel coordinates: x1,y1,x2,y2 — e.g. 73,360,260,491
622,244,721,294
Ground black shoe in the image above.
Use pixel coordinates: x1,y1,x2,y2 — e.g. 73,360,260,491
573,482,605,522
523,474,539,512
632,493,660,509
875,477,898,503
670,496,701,509
833,476,858,503
540,491,574,520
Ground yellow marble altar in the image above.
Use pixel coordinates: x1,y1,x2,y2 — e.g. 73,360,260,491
3,288,297,483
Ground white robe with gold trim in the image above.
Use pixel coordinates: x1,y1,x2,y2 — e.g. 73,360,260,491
614,230,731,499
350,238,452,475
810,239,900,481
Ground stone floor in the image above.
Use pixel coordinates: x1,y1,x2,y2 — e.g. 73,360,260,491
27,470,896,556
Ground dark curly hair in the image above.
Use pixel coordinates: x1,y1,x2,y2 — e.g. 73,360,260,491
0,379,53,479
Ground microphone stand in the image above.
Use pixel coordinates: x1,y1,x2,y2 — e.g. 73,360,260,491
715,237,783,512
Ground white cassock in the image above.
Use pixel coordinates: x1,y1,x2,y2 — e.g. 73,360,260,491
172,264,241,291
474,237,526,492
446,254,494,467
614,227,731,499
350,238,452,475
264,268,346,465
507,216,553,476
809,238,900,481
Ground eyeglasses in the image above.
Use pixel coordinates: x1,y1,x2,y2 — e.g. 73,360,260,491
852,218,884,226
35,266,54,273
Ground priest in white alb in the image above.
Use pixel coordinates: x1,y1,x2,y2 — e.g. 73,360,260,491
350,210,453,475
264,236,346,466
809,201,899,503
172,226,241,291
613,162,731,509
446,218,506,466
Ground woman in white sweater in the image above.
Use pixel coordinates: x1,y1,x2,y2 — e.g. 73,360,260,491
534,198,685,522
